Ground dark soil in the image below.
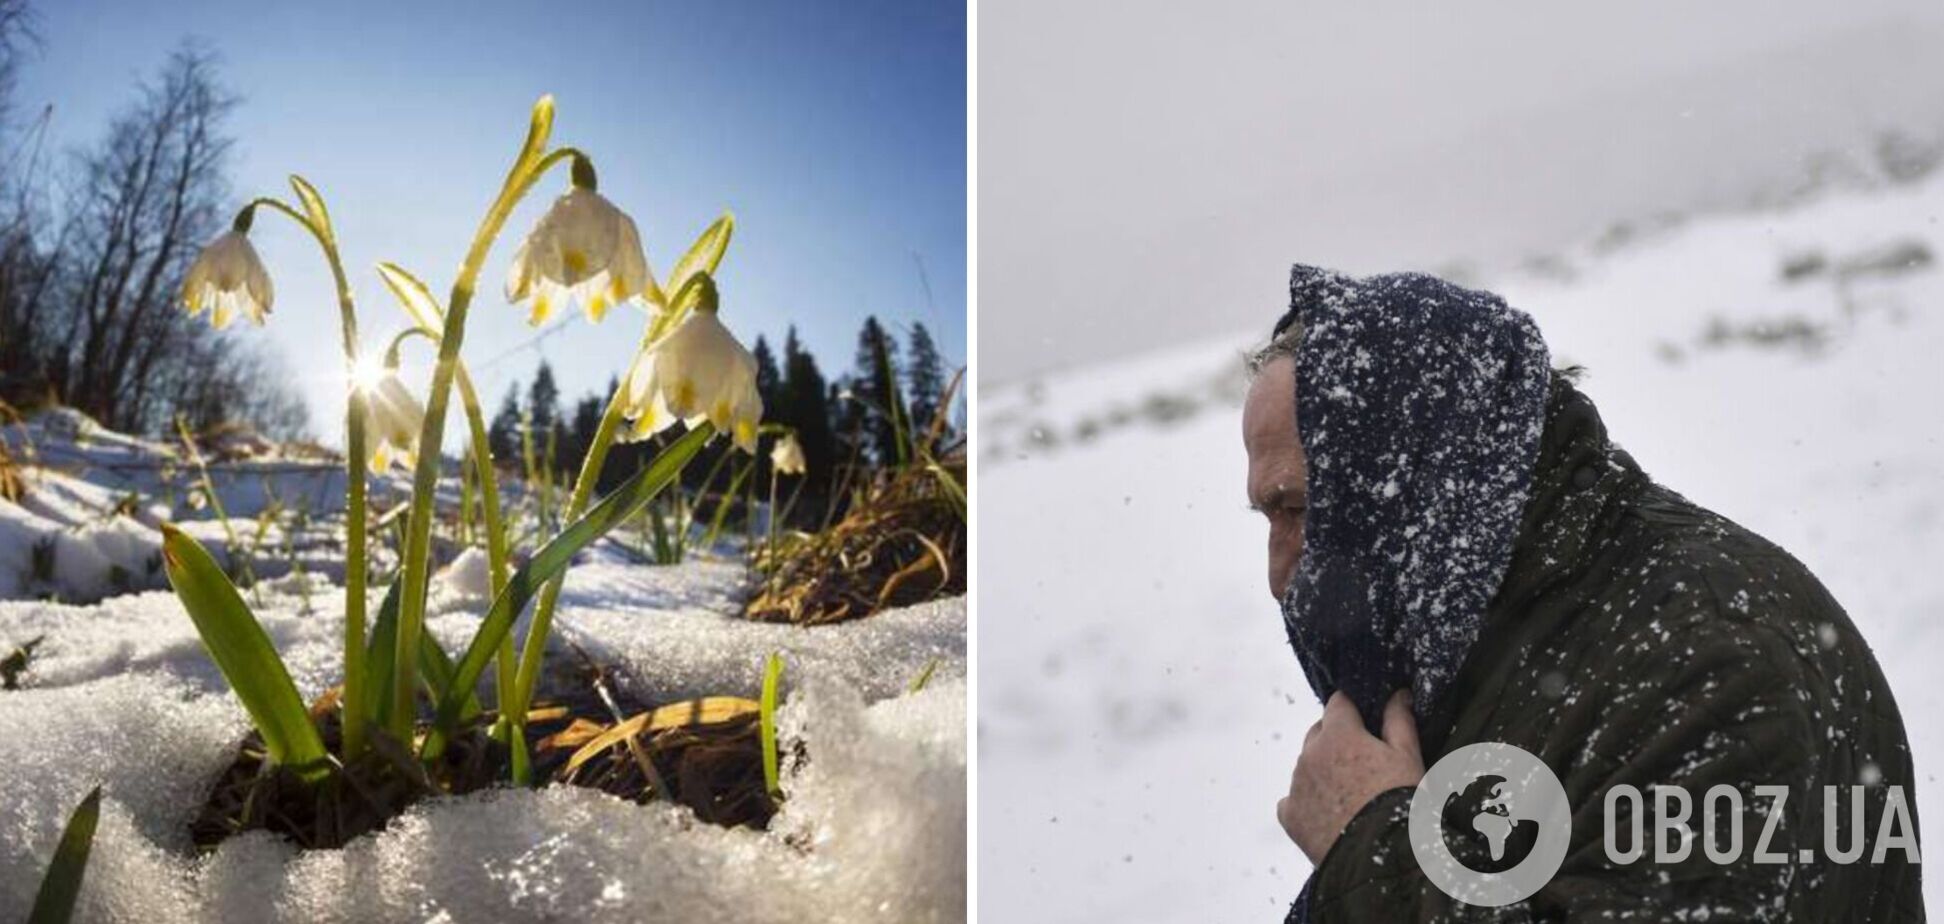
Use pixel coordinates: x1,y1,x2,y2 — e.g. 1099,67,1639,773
190,667,781,852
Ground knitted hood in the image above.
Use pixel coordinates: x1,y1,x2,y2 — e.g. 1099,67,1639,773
1275,265,1552,731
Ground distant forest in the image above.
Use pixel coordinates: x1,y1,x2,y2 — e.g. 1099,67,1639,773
487,317,960,529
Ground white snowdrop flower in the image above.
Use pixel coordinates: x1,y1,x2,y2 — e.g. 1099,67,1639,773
353,358,424,471
505,185,648,326
621,309,763,453
181,230,274,329
771,432,806,476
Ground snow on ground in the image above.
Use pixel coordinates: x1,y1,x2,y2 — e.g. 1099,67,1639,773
0,550,966,921
0,407,578,605
979,173,1944,921
0,410,388,603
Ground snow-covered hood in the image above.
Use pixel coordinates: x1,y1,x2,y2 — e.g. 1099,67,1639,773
1276,265,1552,731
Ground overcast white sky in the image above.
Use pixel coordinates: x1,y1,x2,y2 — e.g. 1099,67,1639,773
980,0,1944,383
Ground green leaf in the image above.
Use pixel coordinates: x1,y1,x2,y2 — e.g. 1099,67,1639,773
703,459,754,551
418,617,474,721
365,580,402,730
376,262,445,336
160,526,329,781
647,214,733,311
287,175,334,243
27,786,101,924
760,652,784,800
906,657,940,694
421,423,714,761
365,579,477,728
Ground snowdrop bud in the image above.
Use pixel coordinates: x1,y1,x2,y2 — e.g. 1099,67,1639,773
619,308,764,453
181,228,275,330
771,432,807,476
504,184,649,326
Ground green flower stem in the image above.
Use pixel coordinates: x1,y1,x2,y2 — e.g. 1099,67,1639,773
505,385,626,781
245,194,371,759
389,113,583,741
504,292,700,783
452,363,519,717
765,470,780,593
385,327,515,718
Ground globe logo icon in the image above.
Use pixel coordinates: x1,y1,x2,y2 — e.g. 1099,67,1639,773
1408,743,1572,906
1439,774,1542,873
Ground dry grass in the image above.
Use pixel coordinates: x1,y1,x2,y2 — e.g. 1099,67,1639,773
538,695,782,829
0,398,28,502
191,671,783,851
0,442,21,503
743,450,966,625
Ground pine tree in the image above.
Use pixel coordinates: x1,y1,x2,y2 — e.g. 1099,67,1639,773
850,316,906,466
527,361,565,474
488,385,523,463
779,326,836,523
527,362,561,438
563,392,604,479
752,334,782,411
906,322,947,444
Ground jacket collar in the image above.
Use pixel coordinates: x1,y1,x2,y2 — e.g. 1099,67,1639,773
1419,375,1647,755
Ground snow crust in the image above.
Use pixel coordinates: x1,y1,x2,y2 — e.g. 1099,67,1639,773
0,546,965,919
0,410,389,603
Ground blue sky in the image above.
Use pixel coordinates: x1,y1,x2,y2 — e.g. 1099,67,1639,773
16,0,965,444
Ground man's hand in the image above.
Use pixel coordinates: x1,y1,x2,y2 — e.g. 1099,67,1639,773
1277,690,1426,864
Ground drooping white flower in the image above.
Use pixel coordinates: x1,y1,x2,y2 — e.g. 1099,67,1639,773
505,187,648,325
355,360,424,471
182,230,275,329
620,310,763,453
770,432,806,476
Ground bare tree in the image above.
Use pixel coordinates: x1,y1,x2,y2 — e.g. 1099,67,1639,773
4,42,307,439
0,0,49,397
0,23,307,440
0,0,35,128
57,45,234,428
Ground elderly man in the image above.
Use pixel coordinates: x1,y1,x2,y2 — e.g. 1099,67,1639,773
1248,266,1923,921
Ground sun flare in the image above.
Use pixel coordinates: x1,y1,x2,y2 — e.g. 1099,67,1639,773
349,354,388,393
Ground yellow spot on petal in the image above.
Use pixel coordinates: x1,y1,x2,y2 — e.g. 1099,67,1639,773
529,292,553,326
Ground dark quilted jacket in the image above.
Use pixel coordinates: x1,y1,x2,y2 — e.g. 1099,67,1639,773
1296,377,1924,922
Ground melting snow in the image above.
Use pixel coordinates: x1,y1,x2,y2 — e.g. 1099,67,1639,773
0,567,965,920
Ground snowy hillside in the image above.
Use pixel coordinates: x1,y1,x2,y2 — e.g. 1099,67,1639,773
0,410,396,603
978,173,1944,920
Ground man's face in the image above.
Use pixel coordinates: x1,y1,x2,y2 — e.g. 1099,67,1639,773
1243,355,1309,603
